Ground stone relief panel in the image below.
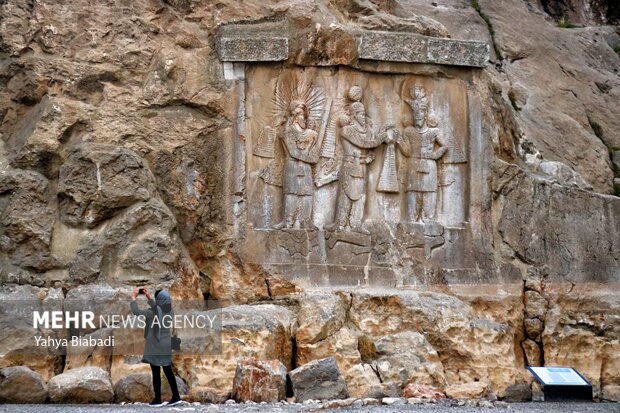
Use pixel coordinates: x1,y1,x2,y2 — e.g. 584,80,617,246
241,66,474,286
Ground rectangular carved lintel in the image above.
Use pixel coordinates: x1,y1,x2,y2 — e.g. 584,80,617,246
357,31,489,67
217,36,289,62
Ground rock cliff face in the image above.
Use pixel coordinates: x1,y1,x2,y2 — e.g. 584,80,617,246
0,0,618,404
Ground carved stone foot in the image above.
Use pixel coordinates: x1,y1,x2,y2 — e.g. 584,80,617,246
353,226,371,235
324,223,341,231
273,221,289,230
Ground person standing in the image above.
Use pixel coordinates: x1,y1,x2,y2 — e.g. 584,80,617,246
327,96,385,234
130,288,182,407
404,86,447,223
273,100,319,229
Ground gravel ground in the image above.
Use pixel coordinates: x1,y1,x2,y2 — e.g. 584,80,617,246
0,402,617,413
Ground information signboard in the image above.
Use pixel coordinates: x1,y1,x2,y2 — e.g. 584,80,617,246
527,367,592,401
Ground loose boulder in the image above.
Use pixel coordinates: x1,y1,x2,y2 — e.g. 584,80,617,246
114,372,188,403
445,381,492,399
0,366,48,403
288,356,348,402
403,383,445,399
232,358,287,403
48,367,113,403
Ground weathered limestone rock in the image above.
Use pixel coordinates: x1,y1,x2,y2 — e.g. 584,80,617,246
113,372,188,403
372,331,446,388
495,161,620,282
542,284,620,394
288,357,348,402
478,0,620,193
0,170,58,272
602,385,620,402
524,291,547,320
48,367,114,403
349,290,520,394
0,286,63,381
445,381,492,399
58,143,155,228
524,318,544,341
65,328,114,372
5,95,88,174
174,304,294,401
232,358,287,403
501,383,532,402
344,363,385,399
0,366,48,403
0,0,618,404
202,253,270,304
402,383,445,399
68,199,201,288
521,339,542,367
296,292,349,346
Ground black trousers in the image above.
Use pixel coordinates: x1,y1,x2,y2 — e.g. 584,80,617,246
150,364,180,401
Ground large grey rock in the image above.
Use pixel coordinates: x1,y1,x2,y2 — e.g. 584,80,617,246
48,366,114,403
501,383,532,402
288,356,348,402
0,366,47,403
114,372,188,403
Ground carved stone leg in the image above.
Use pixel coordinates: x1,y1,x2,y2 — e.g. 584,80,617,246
326,187,351,231
422,191,437,221
274,194,298,229
407,191,421,224
350,195,370,234
299,195,314,228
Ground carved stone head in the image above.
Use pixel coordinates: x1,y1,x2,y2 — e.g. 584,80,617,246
350,101,366,127
289,100,308,129
348,86,363,102
427,114,438,128
411,86,429,128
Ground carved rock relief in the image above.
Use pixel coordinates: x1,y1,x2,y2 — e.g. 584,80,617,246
244,67,470,284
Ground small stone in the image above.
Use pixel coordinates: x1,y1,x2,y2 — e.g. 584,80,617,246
322,398,357,408
479,400,494,408
407,397,423,404
502,383,532,402
362,397,380,406
225,399,236,404
403,383,445,399
352,399,363,407
524,318,544,340
381,397,406,405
